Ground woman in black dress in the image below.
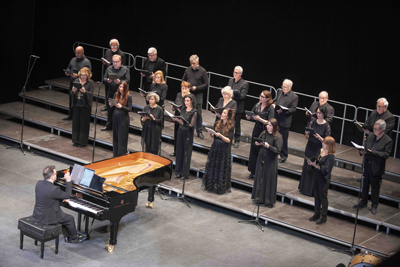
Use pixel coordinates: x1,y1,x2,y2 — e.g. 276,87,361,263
298,107,331,196
141,92,163,155
247,90,275,179
251,118,283,207
169,81,191,157
202,108,234,194
71,67,94,147
140,70,168,106
210,86,237,124
173,94,197,179
307,136,336,224
109,81,132,157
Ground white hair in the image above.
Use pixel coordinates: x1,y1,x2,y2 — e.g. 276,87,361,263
147,47,157,55
283,79,293,88
189,54,199,62
109,39,120,47
377,97,389,108
375,119,386,131
234,66,243,74
221,86,233,98
319,91,329,98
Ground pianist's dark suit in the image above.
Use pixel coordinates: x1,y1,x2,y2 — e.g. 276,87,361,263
33,180,77,237
360,132,393,209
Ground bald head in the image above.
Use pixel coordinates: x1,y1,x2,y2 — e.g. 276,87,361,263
75,46,84,59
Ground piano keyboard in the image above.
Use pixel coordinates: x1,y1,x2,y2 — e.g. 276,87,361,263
68,198,106,215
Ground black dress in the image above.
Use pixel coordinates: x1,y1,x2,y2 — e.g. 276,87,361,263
112,94,132,157
212,98,237,124
71,79,94,146
202,125,234,194
251,131,283,206
248,103,275,174
175,107,197,178
313,153,335,220
298,120,331,196
150,83,168,107
141,105,163,155
172,93,187,154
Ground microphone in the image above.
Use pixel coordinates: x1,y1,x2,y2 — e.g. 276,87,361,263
31,55,40,59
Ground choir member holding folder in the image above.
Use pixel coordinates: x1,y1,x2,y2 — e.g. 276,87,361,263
246,90,275,179
140,70,168,107
173,94,198,179
251,118,282,207
71,67,94,147
307,136,336,224
209,86,237,124
169,81,192,157
202,109,234,194
140,93,163,155
109,81,132,157
299,107,331,196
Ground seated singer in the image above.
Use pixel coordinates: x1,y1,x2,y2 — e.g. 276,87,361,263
33,166,87,243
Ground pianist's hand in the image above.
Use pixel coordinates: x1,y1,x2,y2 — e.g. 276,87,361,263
63,199,70,203
64,171,72,182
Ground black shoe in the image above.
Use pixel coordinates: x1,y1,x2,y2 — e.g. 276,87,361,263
279,158,286,163
175,174,182,179
353,203,366,209
248,173,254,179
101,126,112,131
70,232,87,243
100,106,108,111
316,218,327,225
309,213,320,221
197,132,204,139
62,116,72,121
170,152,176,157
371,206,378,215
234,142,240,149
63,234,69,243
73,143,79,147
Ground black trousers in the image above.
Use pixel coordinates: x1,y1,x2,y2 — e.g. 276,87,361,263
234,113,243,142
280,126,289,159
112,110,130,157
104,83,110,106
72,106,91,146
313,176,330,219
361,161,382,208
175,128,194,177
60,213,77,237
196,103,203,133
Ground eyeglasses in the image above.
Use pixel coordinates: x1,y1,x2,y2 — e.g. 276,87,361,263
259,95,266,98
222,93,229,96
376,105,385,109
110,45,118,48
112,61,121,63
373,127,381,131
233,72,240,74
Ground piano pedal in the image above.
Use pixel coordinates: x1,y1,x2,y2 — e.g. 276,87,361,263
146,202,154,209
105,244,114,252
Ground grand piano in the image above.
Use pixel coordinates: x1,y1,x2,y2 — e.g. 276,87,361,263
55,152,172,252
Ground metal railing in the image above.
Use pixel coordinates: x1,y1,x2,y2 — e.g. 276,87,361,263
73,41,399,158
73,41,135,82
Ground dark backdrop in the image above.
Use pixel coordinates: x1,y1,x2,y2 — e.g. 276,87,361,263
4,1,399,150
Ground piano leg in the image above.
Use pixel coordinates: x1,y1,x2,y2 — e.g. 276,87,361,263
77,213,82,232
106,218,121,252
146,186,155,208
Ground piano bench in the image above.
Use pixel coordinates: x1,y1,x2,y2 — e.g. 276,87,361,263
18,216,62,259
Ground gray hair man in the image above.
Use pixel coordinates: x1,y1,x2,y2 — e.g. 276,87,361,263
182,54,209,139
363,97,395,136
305,91,335,124
228,66,249,148
140,47,166,92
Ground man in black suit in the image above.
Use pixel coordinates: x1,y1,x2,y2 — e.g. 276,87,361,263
275,79,298,163
140,47,166,92
228,66,249,148
305,91,335,124
363,97,395,137
33,166,87,243
354,119,393,215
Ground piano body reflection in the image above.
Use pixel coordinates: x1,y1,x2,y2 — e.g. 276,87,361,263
55,152,172,252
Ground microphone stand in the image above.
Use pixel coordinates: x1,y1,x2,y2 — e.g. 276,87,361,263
166,120,191,208
332,134,367,260
7,56,38,155
91,82,102,163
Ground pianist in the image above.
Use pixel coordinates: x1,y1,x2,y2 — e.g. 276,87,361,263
32,166,87,243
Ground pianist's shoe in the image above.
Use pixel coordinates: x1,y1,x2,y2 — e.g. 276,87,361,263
66,231,87,243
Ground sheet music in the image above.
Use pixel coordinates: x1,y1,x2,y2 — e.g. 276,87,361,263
351,141,365,150
205,127,217,135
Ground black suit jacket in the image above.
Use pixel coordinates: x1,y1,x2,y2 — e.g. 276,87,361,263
274,89,298,128
143,57,166,78
363,133,393,177
33,180,72,225
228,77,249,113
363,109,395,137
306,101,335,124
